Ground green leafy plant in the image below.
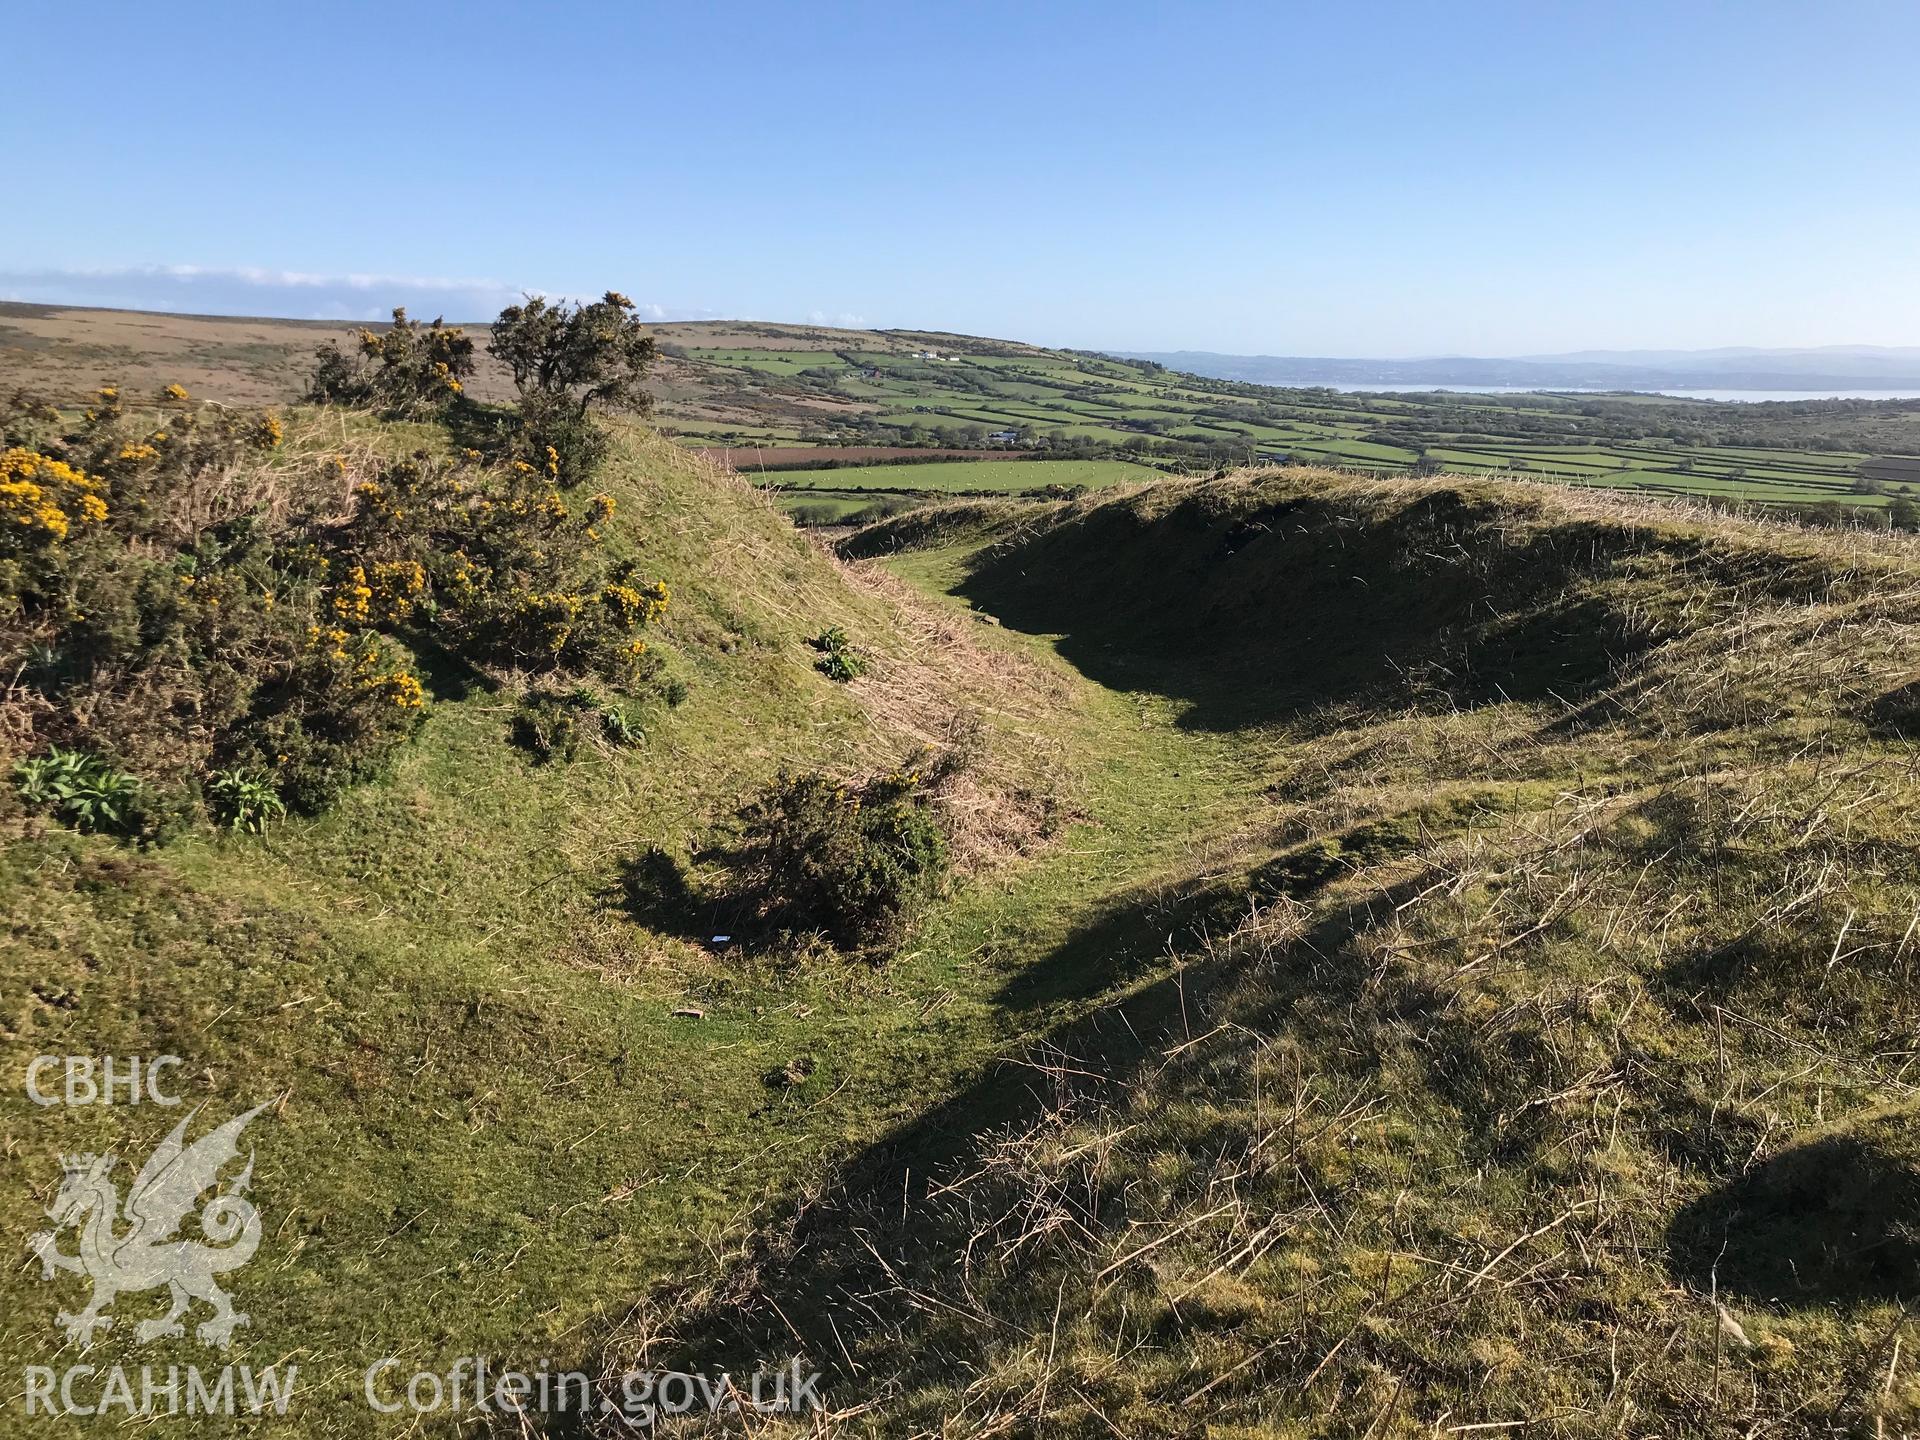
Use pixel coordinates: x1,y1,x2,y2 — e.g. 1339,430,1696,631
205,768,287,834
599,704,644,747
13,747,144,834
810,625,865,681
490,291,656,419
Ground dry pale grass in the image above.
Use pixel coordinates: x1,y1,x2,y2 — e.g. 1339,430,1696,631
579,467,1920,1438
833,556,1074,869
674,429,1078,872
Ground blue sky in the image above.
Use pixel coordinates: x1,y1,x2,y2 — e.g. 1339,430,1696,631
5,0,1918,355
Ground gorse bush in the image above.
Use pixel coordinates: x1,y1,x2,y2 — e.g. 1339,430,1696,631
512,395,611,492
307,293,656,487
338,451,667,675
0,381,668,834
489,291,655,422
308,308,476,417
719,764,950,954
0,385,429,819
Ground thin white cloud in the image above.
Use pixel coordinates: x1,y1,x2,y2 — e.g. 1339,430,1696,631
0,264,722,325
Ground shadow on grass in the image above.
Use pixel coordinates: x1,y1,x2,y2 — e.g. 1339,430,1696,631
1669,1112,1920,1309
513,872,1431,1436
609,846,735,946
952,486,1659,732
990,868,1251,1012
443,395,519,457
402,630,500,703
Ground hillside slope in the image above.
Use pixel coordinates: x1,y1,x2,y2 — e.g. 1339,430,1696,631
0,416,1090,1433
623,472,1920,1437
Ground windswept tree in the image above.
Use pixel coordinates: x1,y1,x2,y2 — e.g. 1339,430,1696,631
489,292,656,485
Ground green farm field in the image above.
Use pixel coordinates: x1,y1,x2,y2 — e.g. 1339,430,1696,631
9,304,1920,524
778,458,1160,494
770,460,1159,525
647,324,1920,522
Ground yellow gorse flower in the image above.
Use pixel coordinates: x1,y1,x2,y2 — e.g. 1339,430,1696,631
0,449,106,543
600,580,670,628
369,559,428,620
331,565,373,622
306,624,353,662
371,670,426,710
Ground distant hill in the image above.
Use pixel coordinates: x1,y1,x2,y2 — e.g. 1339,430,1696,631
1123,345,1920,392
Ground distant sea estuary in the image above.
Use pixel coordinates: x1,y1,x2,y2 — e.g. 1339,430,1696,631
1271,383,1920,403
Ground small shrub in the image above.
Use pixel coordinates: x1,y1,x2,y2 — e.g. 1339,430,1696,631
0,386,447,826
661,676,690,708
511,691,585,764
512,396,611,490
1,378,664,833
719,765,948,954
788,503,844,528
14,747,143,835
205,768,286,834
1,388,63,451
234,626,427,813
810,625,865,681
335,449,670,678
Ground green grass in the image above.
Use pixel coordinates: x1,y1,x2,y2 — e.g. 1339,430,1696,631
776,489,910,521
0,425,945,1428
779,458,1161,494
650,334,1920,517
0,421,1280,1435
616,469,1920,1437
14,308,1920,1434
